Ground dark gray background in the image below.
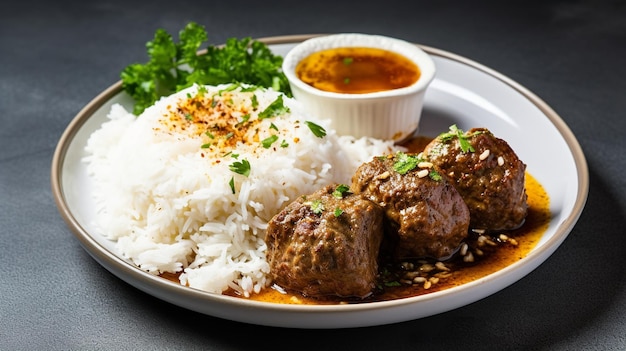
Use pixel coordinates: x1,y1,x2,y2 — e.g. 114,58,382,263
2,0,625,350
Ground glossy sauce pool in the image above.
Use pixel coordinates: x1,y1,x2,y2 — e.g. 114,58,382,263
237,136,551,305
295,47,420,94
161,136,551,305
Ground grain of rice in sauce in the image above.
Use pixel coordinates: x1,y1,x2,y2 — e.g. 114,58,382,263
83,84,399,297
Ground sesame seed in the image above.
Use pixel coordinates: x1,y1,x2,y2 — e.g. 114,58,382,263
417,169,429,178
479,149,490,160
376,171,391,180
418,161,433,168
400,261,414,270
460,243,469,256
404,271,420,279
419,263,435,273
498,156,504,166
435,261,450,271
463,252,475,262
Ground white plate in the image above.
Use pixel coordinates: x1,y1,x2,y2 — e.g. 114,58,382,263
51,34,588,329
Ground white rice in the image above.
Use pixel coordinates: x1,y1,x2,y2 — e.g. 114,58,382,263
84,83,399,297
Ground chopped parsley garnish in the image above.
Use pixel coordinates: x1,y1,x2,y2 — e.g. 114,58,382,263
305,121,326,138
310,200,325,214
392,152,442,181
120,21,291,115
228,177,236,194
429,169,442,181
393,152,419,175
229,159,251,177
235,114,250,127
332,184,350,199
261,135,279,148
343,57,353,65
197,85,208,96
438,124,475,153
258,95,290,119
280,140,289,148
334,208,344,217
251,94,259,108
219,83,241,94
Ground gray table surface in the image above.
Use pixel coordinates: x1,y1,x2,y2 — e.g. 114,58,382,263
2,0,625,350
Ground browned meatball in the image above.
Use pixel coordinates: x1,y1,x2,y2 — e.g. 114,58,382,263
422,126,528,231
265,184,384,299
351,152,470,260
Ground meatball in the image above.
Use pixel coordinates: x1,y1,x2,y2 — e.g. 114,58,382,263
265,184,384,299
351,152,470,260
422,125,528,231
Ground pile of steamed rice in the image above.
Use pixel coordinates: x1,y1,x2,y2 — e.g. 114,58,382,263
84,84,399,297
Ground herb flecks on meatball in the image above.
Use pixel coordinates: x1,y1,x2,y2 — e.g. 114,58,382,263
351,152,470,260
265,184,385,299
423,125,528,232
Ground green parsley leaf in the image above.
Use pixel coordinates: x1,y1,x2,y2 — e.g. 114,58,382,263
229,159,251,177
259,95,290,119
393,152,419,175
305,121,326,138
120,22,292,115
261,135,279,148
228,177,236,194
280,140,289,148
235,114,250,127
429,169,442,181
332,184,350,199
251,94,259,108
310,200,324,214
438,124,475,153
334,208,344,217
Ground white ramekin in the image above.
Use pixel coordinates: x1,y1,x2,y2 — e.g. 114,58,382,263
282,33,436,142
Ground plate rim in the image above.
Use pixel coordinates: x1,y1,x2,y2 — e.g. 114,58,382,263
50,34,590,327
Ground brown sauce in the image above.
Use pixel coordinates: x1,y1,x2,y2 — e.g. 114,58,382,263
239,136,551,305
295,47,420,94
160,135,551,305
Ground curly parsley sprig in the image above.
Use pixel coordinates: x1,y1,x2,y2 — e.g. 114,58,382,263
121,22,292,115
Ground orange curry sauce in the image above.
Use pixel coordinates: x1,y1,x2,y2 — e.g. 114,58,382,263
295,47,420,94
